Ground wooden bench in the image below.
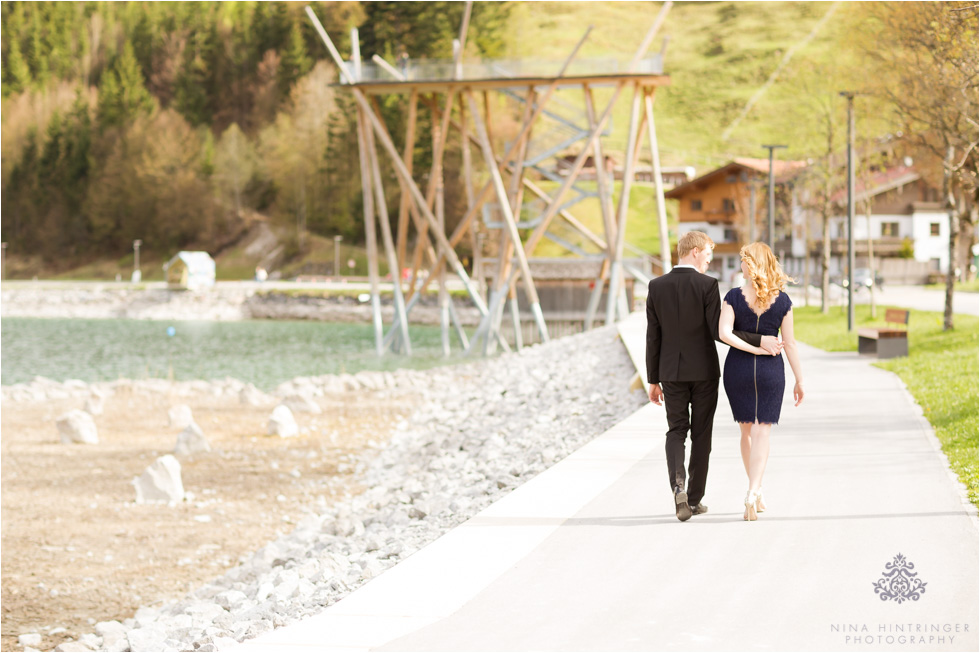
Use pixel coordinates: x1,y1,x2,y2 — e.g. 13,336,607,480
858,309,910,359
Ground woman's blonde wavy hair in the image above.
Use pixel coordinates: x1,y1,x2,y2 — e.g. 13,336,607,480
740,242,794,311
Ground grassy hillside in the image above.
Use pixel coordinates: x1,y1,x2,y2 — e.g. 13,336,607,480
504,2,881,168
3,1,895,279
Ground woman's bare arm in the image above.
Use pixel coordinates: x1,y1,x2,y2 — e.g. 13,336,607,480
719,302,767,355
780,308,805,406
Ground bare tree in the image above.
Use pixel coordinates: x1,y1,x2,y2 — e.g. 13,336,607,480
862,2,979,330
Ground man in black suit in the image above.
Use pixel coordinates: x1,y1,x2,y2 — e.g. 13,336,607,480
646,231,781,521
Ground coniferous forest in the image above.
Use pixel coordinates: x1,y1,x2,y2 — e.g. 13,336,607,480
2,2,976,280
1,2,510,269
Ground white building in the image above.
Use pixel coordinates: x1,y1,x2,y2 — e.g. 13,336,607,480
823,165,950,271
163,251,216,291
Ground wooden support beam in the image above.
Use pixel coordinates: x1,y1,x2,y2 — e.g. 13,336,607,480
507,87,535,219
455,1,473,78
407,25,592,305
584,84,617,257
644,86,672,275
458,93,481,299
435,119,451,356
396,89,418,280
306,6,355,84
506,6,670,289
304,6,496,351
606,82,644,326
522,178,608,251
408,87,459,297
351,28,361,81
354,106,384,354
509,293,524,350
465,90,549,344
371,54,404,81
365,109,412,355
352,87,488,315
629,2,673,70
368,96,438,264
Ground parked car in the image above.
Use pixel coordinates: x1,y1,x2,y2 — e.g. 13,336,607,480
832,268,884,291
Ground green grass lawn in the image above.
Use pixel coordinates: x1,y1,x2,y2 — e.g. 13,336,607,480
793,305,979,506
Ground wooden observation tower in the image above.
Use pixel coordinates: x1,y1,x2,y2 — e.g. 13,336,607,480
305,2,674,357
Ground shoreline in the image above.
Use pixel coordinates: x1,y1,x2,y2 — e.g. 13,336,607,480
1,282,484,325
2,325,647,652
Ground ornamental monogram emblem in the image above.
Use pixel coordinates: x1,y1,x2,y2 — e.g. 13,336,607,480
872,553,927,603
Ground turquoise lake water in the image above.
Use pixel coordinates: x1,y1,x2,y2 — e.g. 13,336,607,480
1,317,471,390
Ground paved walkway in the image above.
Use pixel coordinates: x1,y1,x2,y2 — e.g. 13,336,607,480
787,285,979,316
237,312,978,652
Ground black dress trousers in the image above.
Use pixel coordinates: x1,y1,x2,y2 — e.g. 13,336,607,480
661,379,718,506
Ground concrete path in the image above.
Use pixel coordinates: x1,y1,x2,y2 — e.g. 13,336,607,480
237,312,978,652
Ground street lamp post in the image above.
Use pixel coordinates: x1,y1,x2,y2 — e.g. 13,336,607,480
761,144,787,250
333,235,343,277
839,91,858,332
1,242,7,280
133,239,142,283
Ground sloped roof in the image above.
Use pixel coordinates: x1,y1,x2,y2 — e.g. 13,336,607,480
164,251,215,276
665,158,807,198
732,157,808,178
828,164,921,204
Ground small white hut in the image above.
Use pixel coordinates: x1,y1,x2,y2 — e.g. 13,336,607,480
163,251,215,290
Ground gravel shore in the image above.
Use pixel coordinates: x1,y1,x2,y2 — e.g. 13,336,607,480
7,324,646,652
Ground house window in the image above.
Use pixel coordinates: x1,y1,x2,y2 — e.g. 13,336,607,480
723,228,737,242
691,199,702,211
726,174,737,184
930,222,941,236
726,256,737,270
880,222,899,238
722,199,735,213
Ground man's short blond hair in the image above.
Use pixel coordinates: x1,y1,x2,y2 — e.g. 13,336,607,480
677,231,714,259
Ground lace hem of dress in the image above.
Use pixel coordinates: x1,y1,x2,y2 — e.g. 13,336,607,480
734,420,779,426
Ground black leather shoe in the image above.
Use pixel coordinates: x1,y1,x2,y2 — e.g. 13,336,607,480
690,503,708,515
674,486,692,522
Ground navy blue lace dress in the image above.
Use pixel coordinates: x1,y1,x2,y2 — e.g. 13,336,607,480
722,288,793,425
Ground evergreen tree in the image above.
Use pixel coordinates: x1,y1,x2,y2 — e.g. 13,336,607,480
98,40,155,130
27,7,49,84
278,21,312,101
4,35,32,95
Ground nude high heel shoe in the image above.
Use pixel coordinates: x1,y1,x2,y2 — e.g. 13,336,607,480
755,489,766,513
744,490,759,522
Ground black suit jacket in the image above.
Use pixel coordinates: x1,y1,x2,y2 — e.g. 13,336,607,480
645,268,762,384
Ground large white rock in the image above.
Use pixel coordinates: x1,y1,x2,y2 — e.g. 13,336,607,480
56,410,98,444
126,625,169,652
18,633,42,648
133,455,185,504
174,422,210,456
168,404,194,429
95,621,128,652
268,405,298,438
282,393,322,414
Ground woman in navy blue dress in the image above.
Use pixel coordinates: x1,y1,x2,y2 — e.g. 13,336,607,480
719,243,805,521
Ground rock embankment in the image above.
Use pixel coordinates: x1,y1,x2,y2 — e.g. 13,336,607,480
23,325,645,652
